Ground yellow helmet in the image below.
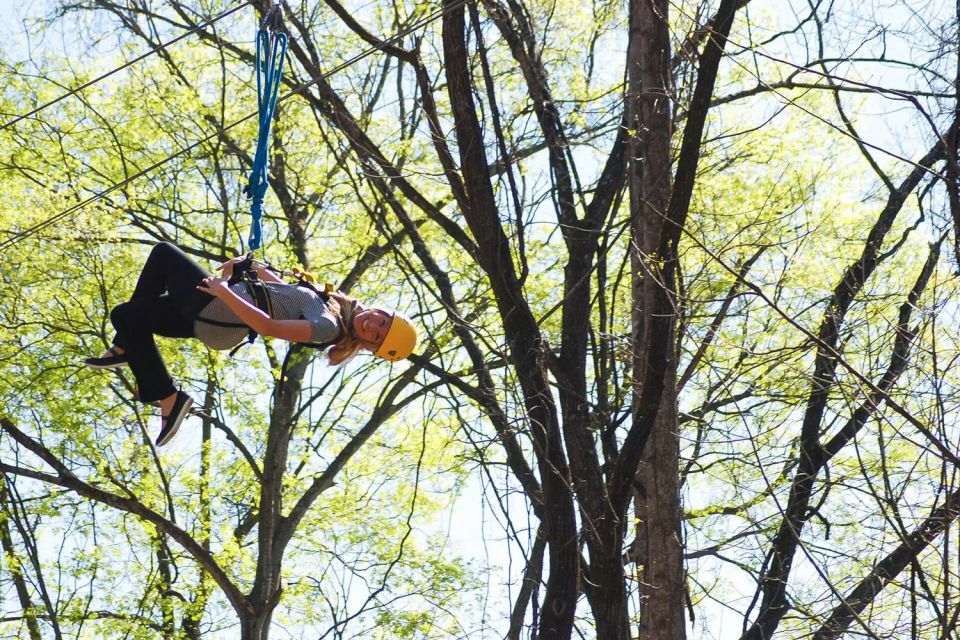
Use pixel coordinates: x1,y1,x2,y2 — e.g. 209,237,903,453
374,312,418,361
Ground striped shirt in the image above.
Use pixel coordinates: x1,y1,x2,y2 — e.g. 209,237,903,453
194,281,342,350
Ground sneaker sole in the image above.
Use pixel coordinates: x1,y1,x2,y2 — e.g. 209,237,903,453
85,361,128,370
156,396,194,446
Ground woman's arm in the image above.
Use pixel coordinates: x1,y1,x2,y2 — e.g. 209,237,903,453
252,262,285,284
197,276,312,342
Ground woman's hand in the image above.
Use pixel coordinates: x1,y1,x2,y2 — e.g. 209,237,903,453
216,256,248,278
197,274,231,297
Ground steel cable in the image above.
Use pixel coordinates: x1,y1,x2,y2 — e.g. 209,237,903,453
1,2,247,132
0,0,471,255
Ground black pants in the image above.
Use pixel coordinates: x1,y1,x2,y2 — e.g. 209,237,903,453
110,242,213,403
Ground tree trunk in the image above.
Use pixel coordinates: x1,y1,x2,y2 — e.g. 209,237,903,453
628,0,686,637
441,2,579,637
636,372,685,639
239,610,275,640
588,532,632,640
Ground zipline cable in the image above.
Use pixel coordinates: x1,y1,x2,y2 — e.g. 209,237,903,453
1,3,247,132
0,0,472,255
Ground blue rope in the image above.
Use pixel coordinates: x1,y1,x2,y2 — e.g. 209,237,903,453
244,8,288,252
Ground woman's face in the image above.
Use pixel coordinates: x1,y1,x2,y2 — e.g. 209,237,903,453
352,307,393,348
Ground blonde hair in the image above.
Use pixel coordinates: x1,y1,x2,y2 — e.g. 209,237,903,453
325,290,370,366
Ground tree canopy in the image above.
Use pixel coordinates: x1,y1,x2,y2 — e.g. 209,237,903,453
2,1,960,639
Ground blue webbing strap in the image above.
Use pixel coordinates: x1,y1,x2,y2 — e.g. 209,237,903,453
244,3,288,252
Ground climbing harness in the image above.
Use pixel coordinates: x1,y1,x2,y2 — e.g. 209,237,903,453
237,257,416,362
243,2,288,252
217,256,342,395
201,255,341,358
228,256,276,354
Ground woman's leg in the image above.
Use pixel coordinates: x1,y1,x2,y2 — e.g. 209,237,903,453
130,242,212,312
107,242,213,357
111,296,194,404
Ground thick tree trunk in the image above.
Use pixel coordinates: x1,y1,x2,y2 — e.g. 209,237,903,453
636,375,685,639
239,611,275,640
589,532,632,640
627,0,686,638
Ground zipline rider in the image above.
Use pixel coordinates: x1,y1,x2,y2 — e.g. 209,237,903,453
85,242,417,447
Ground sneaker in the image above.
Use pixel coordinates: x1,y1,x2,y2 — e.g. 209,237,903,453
84,347,128,369
155,390,194,446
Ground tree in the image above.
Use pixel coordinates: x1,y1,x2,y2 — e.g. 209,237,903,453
3,0,960,639
0,5,476,638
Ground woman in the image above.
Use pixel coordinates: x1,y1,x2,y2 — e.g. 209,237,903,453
85,242,417,446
